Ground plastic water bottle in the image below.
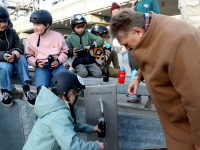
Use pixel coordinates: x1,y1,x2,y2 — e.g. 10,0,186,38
131,69,138,82
118,67,126,84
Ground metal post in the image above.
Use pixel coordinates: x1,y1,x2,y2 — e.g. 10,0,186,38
33,0,35,11
3,0,6,7
84,84,119,150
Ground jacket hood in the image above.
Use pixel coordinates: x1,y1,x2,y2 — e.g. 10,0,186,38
34,86,68,118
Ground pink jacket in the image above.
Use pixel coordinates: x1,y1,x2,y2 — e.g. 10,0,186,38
26,31,68,67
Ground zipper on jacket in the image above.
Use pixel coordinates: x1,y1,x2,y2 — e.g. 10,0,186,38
79,35,84,49
5,30,9,51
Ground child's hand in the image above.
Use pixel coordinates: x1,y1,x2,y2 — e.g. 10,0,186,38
93,125,101,133
4,53,15,62
73,48,78,56
12,51,20,59
96,141,104,150
51,60,59,68
38,61,45,68
84,46,90,52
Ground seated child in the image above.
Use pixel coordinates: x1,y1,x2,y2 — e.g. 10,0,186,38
0,6,35,107
66,14,104,78
23,71,104,150
25,10,68,94
91,24,120,77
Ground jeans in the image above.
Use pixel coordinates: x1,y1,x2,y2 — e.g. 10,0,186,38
35,63,68,88
0,55,30,91
128,50,139,72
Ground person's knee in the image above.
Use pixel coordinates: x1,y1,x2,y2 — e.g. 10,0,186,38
1,63,13,72
16,55,25,61
111,72,119,78
77,70,88,78
16,55,27,65
111,50,117,56
108,68,119,78
93,70,102,78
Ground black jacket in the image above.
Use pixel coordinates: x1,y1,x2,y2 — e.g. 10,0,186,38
0,28,22,61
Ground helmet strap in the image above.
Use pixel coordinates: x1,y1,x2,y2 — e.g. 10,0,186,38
37,26,50,47
62,95,77,124
37,35,40,47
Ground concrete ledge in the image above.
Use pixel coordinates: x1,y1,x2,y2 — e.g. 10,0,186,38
11,74,150,96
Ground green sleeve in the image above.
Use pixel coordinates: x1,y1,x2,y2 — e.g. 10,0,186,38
66,36,73,50
74,121,94,134
51,114,100,150
88,32,104,47
152,0,160,14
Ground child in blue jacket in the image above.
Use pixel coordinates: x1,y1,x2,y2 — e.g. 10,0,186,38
23,71,104,150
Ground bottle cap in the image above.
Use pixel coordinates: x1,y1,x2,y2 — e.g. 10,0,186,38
120,67,126,71
105,43,111,49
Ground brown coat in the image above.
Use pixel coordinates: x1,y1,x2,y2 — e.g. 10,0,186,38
133,12,200,150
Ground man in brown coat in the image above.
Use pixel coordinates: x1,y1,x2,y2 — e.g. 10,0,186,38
109,8,200,150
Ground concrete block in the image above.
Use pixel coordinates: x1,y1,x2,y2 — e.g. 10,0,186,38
0,120,24,150
20,101,35,142
0,100,21,120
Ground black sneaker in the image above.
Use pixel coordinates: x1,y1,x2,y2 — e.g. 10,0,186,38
23,91,35,107
0,91,13,107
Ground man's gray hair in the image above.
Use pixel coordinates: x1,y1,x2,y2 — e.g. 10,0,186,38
109,8,145,40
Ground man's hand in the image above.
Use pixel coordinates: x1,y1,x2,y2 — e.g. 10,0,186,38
195,145,200,150
4,53,15,63
128,77,140,95
96,141,104,150
93,125,101,133
12,51,20,59
51,60,59,68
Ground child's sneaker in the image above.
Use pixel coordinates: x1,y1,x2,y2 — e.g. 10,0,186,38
0,90,13,107
23,91,35,107
23,84,35,107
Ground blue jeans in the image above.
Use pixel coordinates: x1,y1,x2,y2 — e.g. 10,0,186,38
0,55,30,91
35,63,68,88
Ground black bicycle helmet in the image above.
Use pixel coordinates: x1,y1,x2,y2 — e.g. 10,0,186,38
91,24,108,35
30,10,52,26
70,14,87,29
0,6,10,24
51,71,85,95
